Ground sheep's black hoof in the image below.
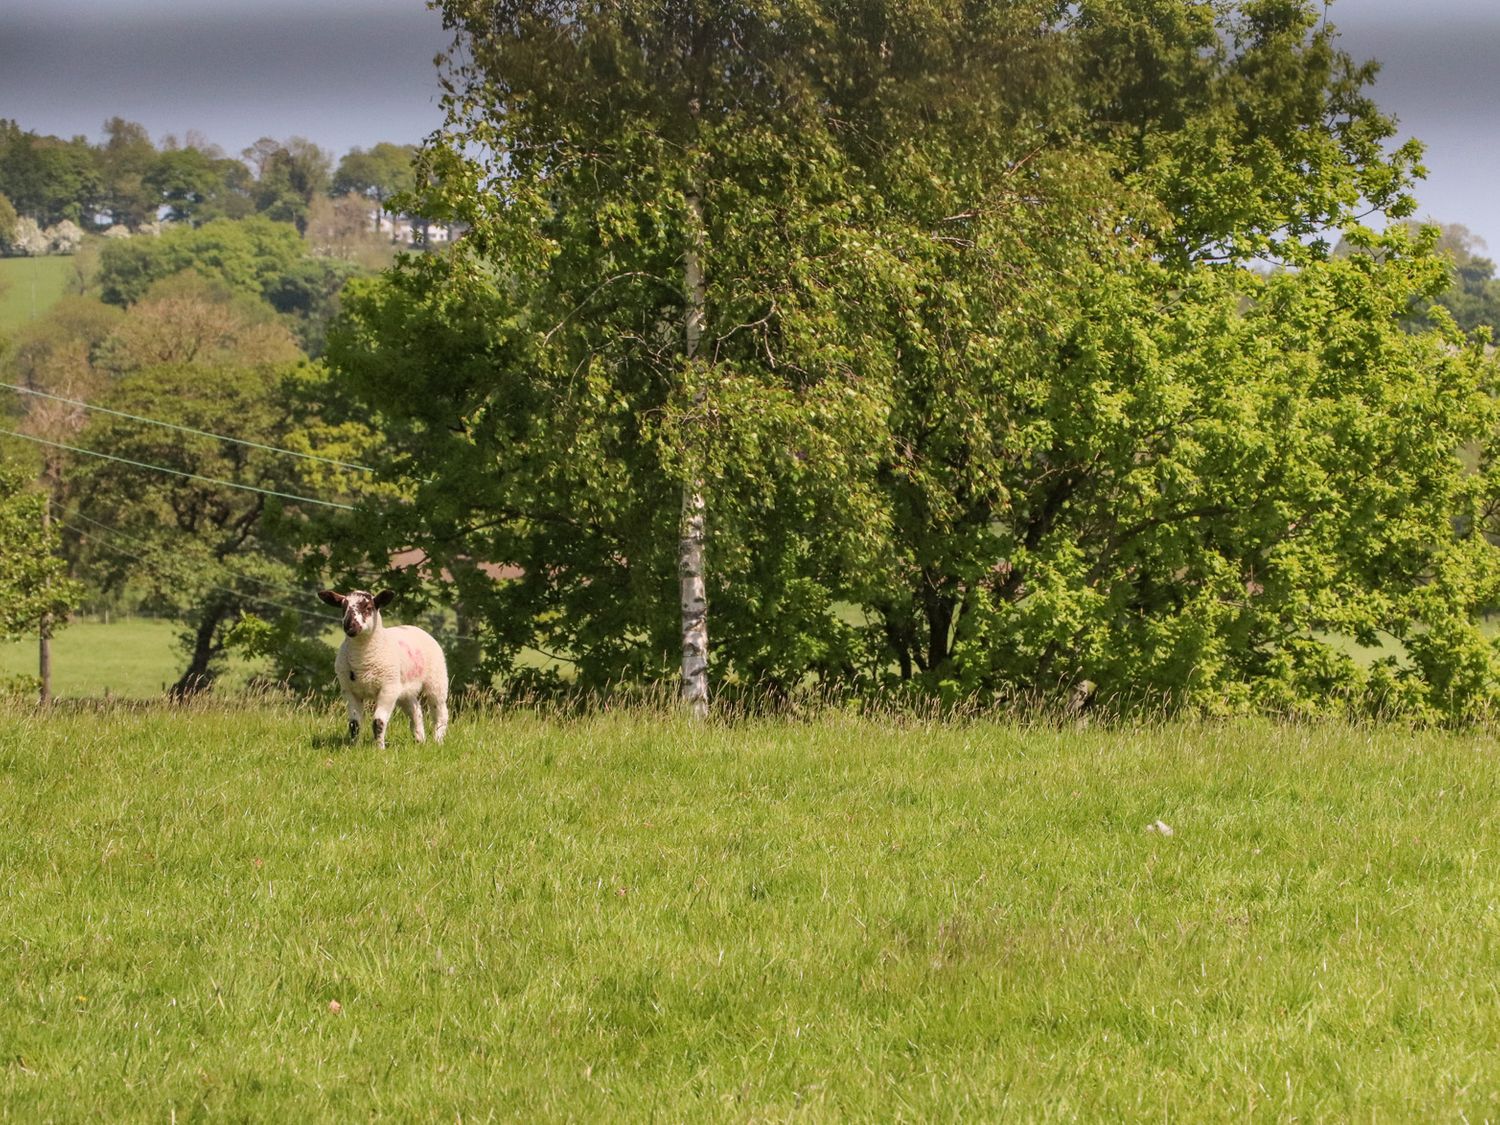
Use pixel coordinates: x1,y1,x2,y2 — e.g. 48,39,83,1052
347,720,359,741
372,718,385,745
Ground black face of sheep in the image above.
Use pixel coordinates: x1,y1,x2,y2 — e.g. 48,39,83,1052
318,588,395,638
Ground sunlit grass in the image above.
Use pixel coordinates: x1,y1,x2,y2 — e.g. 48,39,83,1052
0,254,75,332
2,704,1498,1120
0,618,263,699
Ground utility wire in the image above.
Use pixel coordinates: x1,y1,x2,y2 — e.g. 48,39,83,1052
61,510,482,642
65,508,324,603
0,381,376,473
60,520,343,625
0,428,358,511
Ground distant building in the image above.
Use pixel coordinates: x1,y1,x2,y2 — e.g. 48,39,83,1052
373,211,457,246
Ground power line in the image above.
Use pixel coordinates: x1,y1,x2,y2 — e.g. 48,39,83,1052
0,428,358,511
0,381,376,473
66,517,486,643
65,509,326,604
60,509,481,640
59,520,342,625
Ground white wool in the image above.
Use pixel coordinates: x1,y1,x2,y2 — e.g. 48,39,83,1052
334,608,449,747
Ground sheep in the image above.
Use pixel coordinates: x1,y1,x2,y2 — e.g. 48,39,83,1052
317,588,449,748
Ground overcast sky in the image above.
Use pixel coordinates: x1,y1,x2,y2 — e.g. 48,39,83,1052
1,0,1497,248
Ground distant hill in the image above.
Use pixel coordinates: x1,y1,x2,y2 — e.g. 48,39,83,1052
0,255,75,334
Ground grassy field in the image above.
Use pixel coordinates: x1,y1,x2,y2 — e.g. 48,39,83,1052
0,254,76,333
0,618,262,699
2,705,1498,1120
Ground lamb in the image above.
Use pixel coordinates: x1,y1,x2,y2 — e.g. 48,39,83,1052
317,588,449,748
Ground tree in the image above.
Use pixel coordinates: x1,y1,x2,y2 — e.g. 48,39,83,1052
1392,223,1500,336
0,121,102,227
97,117,158,229
0,191,17,250
67,361,322,696
332,143,417,231
97,216,305,306
329,0,950,708
147,145,254,225
95,216,356,354
96,275,302,374
244,137,332,234
2,294,123,699
820,0,1440,700
0,464,78,644
326,0,1500,718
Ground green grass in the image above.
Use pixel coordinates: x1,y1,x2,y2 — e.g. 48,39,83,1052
2,706,1499,1119
0,254,76,333
0,616,566,700
0,618,262,699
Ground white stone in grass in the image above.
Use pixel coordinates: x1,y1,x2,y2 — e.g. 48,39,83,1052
1145,819,1175,836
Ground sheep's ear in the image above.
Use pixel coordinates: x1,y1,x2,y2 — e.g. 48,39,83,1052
373,590,396,609
317,590,345,607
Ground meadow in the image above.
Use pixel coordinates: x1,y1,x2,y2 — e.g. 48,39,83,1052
2,701,1498,1121
0,618,263,699
0,254,75,333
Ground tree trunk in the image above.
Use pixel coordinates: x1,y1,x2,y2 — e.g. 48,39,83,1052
38,488,52,706
925,593,955,673
679,190,709,720
38,617,51,707
171,601,227,699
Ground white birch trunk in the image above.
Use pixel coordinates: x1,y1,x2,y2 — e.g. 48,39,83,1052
679,191,709,719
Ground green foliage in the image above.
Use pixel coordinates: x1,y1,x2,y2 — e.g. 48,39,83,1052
0,119,420,237
96,117,158,229
1397,223,1500,336
915,227,1500,719
324,0,1499,717
94,216,357,353
0,464,78,639
225,611,338,697
66,362,328,695
243,137,332,235
147,145,254,226
0,120,101,226
0,192,16,248
0,671,40,698
332,142,417,211
96,216,305,307
1075,0,1423,265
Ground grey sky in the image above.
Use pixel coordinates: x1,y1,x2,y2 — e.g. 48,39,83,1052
1332,0,1500,251
1,0,1497,248
0,0,449,157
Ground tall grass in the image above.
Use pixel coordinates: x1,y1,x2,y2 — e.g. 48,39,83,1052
2,702,1498,1120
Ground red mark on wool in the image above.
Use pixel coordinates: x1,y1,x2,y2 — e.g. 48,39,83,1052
400,640,425,680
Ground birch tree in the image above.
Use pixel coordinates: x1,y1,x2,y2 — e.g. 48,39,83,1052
334,0,970,709
0,465,79,700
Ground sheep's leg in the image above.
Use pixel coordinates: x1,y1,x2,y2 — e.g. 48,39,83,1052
371,688,400,749
344,693,361,742
402,694,426,743
430,686,449,744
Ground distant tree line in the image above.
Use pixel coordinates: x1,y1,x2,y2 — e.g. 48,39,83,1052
0,117,420,241
0,126,414,696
